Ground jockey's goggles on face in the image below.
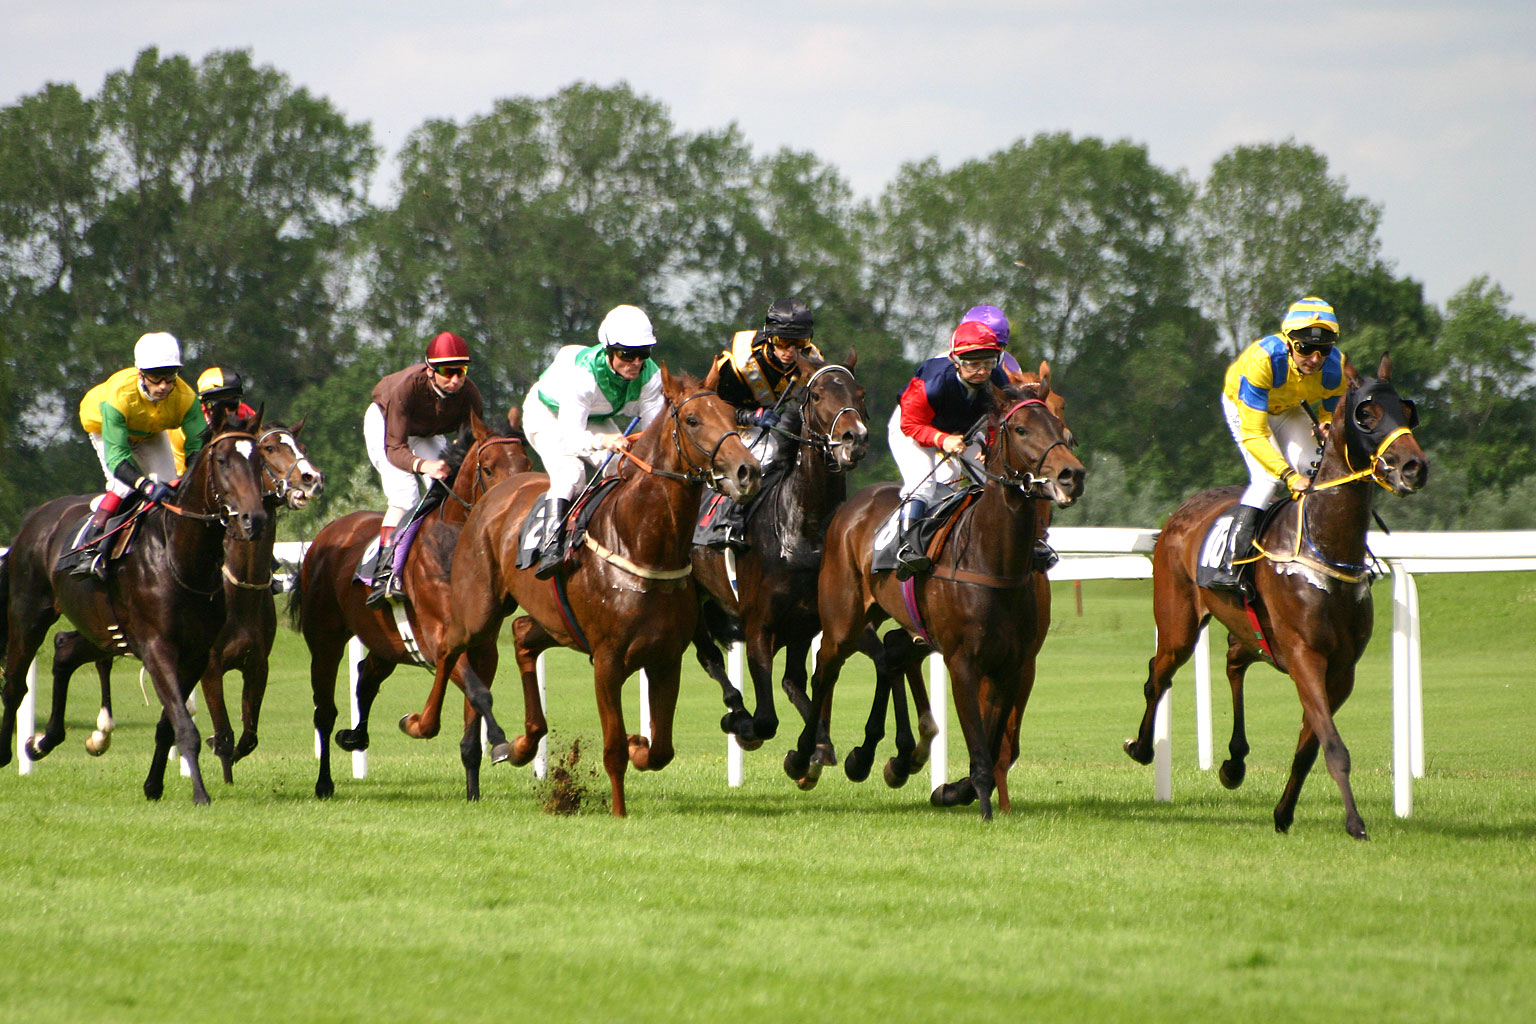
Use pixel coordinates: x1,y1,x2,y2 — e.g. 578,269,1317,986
611,347,652,364
955,353,1000,369
1287,327,1336,357
431,362,469,378
140,369,180,386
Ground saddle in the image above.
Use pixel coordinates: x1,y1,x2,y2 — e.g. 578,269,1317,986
870,486,980,575
515,476,624,575
1194,497,1291,594
55,502,147,577
692,459,789,549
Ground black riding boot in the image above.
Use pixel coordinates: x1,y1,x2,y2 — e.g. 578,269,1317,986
718,497,749,552
63,518,108,578
366,527,397,606
1209,504,1263,594
894,498,931,580
534,498,571,580
1033,538,1060,575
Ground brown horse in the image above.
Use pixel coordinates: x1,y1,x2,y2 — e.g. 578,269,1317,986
22,411,324,781
789,371,1084,819
293,411,530,799
1,428,269,803
690,351,870,749
420,366,760,815
847,365,1072,812
1124,354,1427,839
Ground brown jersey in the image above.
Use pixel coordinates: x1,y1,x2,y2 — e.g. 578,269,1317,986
371,363,484,472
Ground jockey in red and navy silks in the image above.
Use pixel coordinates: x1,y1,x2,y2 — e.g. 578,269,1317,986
1209,295,1349,592
886,320,1009,575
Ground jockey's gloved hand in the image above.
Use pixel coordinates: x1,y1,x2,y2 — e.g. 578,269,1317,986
737,407,780,430
1281,469,1310,499
137,476,177,505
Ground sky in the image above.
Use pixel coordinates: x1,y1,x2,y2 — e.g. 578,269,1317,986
6,0,1534,319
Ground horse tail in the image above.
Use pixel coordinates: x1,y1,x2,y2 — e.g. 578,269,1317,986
285,564,304,633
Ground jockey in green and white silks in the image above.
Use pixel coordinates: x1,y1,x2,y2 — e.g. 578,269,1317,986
520,304,667,577
1210,295,1350,592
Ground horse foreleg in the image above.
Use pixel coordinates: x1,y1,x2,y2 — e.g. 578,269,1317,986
691,614,752,746
306,634,345,799
198,650,236,784
340,652,396,750
631,660,679,773
509,616,553,767
461,703,483,803
844,627,891,784
592,653,631,816
1219,635,1259,790
234,651,271,762
88,656,115,755
141,646,210,805
399,647,451,739
745,627,783,746
933,661,993,819
787,627,858,789
456,645,510,771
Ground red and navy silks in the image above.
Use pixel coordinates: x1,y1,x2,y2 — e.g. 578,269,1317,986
896,356,1010,449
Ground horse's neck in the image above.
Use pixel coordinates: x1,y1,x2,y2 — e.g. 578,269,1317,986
225,515,275,575
960,479,1038,574
606,426,697,558
161,469,227,566
772,441,845,541
1297,443,1374,563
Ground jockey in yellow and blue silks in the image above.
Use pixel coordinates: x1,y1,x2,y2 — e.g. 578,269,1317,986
1210,295,1348,591
63,331,208,576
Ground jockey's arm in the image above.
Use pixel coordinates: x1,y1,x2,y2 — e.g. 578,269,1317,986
99,404,143,483
179,399,209,461
897,378,947,450
1235,400,1293,480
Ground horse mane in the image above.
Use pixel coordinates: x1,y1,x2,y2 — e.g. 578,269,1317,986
441,422,502,486
618,369,706,479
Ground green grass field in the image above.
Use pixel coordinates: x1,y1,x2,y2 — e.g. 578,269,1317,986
3,573,1532,1023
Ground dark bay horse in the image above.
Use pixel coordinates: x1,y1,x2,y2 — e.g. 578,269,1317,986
22,412,324,781
690,350,870,749
1,428,269,803
420,366,760,814
293,411,529,799
848,364,1072,812
1124,354,1427,839
788,373,1084,819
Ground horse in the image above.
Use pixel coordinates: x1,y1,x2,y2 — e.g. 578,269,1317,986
292,410,530,800
844,364,1072,812
21,410,324,782
418,365,760,814
787,371,1084,820
1123,353,1427,839
1,427,270,804
689,349,870,750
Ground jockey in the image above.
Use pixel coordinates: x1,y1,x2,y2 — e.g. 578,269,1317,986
1210,295,1348,592
887,320,1010,578
522,304,667,578
363,331,484,602
63,332,208,577
170,366,257,472
704,297,824,549
958,304,1024,376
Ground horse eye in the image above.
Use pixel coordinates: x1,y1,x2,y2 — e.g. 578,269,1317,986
686,415,701,428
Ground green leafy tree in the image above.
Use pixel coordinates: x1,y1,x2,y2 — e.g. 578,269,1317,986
1191,140,1382,354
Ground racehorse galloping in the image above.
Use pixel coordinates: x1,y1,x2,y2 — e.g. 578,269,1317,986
850,365,1072,812
422,366,760,815
1,428,269,804
1123,354,1427,839
690,350,869,749
293,412,529,800
790,372,1083,819
23,411,324,781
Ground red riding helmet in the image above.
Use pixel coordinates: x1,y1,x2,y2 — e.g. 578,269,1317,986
425,331,470,366
948,321,1003,360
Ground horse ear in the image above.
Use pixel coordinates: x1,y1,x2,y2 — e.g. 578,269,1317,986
1342,352,1361,388
659,361,684,403
206,403,228,433
702,358,721,392
1037,360,1053,400
844,346,858,371
989,381,1011,419
290,415,306,437
250,402,265,432
1377,351,1393,381
1006,369,1027,387
505,405,522,433
470,410,490,443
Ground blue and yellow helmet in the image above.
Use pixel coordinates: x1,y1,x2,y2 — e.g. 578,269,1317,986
1281,296,1339,342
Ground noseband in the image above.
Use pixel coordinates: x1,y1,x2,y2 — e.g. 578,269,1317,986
797,364,864,470
162,431,260,527
255,427,316,505
990,397,1071,496
667,391,737,488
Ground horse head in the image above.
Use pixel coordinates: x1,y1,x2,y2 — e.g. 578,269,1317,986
793,348,870,471
188,429,269,542
238,411,325,511
668,363,761,503
986,363,1084,508
445,411,532,506
1336,353,1428,496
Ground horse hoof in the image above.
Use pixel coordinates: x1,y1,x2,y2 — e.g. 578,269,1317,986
335,729,369,753
85,731,111,756
490,743,511,764
24,734,48,761
843,747,872,783
736,735,765,753
316,781,334,800
795,762,822,791
752,718,778,742
143,783,163,802
783,749,810,780
810,743,837,768
1123,738,1153,766
883,759,909,788
1218,760,1245,790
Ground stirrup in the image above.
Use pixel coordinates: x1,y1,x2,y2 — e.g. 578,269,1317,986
365,567,393,606
533,538,565,580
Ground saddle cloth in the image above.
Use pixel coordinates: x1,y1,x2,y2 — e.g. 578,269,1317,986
870,485,979,574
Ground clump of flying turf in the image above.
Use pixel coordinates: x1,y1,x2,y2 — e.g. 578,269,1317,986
536,736,599,815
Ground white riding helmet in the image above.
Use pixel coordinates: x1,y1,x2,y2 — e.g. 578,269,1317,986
597,305,657,350
134,332,183,371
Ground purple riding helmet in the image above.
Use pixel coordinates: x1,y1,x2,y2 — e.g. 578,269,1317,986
961,304,1021,373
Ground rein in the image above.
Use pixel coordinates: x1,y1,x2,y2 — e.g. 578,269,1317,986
615,392,732,486
961,398,1067,497
796,364,863,469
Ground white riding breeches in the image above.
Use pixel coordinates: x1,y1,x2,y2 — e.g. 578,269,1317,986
1222,395,1325,508
91,431,177,499
363,402,451,514
523,397,620,503
887,406,983,503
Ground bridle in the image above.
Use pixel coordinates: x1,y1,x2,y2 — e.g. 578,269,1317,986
616,391,738,489
974,397,1072,497
159,431,260,528
1304,381,1418,494
255,426,319,506
794,363,865,471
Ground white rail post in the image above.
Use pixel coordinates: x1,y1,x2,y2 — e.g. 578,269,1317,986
927,651,948,794
1391,563,1413,817
727,640,745,787
638,669,652,744
1153,686,1172,802
18,659,36,776
533,652,548,780
1407,571,1425,779
349,637,368,779
1194,623,1213,771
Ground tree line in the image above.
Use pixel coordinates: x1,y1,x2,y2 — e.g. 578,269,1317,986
3,47,1532,540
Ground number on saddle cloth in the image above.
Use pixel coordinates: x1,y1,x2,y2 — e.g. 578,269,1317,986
870,486,977,574
1194,498,1287,591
